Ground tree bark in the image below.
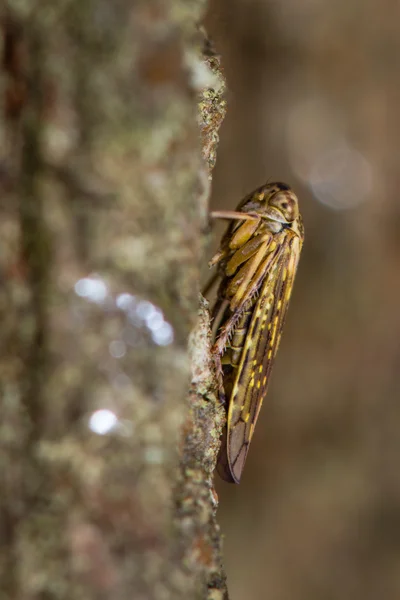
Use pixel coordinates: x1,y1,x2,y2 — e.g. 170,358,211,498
0,2,228,599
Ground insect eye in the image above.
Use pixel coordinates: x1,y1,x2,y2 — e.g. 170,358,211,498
269,191,298,222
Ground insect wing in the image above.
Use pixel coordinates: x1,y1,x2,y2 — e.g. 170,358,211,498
220,230,302,483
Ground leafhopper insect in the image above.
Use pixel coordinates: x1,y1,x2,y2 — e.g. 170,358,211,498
208,182,304,483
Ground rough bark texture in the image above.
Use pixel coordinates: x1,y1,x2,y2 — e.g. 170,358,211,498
0,2,228,599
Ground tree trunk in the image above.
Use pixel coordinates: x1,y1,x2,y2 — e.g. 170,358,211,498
0,3,228,599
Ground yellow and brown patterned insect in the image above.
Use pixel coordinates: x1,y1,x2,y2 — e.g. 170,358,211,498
208,182,304,483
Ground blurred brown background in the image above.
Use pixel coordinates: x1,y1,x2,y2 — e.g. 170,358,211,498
206,1,400,599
